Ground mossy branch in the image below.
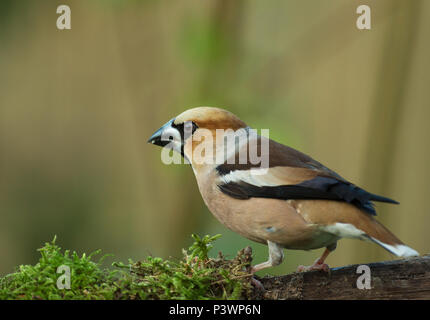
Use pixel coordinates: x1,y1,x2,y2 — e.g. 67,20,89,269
0,234,253,300
1,235,428,300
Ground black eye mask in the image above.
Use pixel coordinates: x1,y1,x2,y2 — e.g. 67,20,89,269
171,121,198,159
171,121,198,142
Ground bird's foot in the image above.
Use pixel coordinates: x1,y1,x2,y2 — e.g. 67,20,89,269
296,259,330,273
251,277,265,291
249,265,266,291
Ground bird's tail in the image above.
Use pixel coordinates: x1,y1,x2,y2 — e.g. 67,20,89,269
368,237,419,257
365,219,419,257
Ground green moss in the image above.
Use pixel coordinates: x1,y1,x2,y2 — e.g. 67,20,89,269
0,234,254,300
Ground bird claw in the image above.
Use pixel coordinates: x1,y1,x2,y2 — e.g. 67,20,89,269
251,277,265,291
296,262,330,273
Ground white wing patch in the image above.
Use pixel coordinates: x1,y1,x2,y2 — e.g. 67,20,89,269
220,169,280,187
219,166,310,187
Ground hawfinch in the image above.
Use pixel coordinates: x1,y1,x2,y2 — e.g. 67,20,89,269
148,107,418,274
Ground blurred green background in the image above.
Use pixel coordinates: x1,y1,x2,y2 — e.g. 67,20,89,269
0,0,429,277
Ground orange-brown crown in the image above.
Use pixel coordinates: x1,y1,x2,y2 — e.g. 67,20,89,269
174,107,247,131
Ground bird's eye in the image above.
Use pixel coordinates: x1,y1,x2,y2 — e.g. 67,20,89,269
171,121,198,140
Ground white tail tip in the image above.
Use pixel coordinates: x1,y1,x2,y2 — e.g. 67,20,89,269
371,238,419,257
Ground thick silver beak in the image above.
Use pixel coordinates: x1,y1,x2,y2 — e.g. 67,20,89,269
147,118,175,147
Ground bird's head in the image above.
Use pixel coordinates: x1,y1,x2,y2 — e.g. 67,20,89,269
147,107,248,165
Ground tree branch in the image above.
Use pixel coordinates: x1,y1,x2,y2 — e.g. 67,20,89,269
256,255,430,299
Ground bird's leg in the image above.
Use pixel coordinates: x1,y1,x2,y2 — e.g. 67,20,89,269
296,243,336,273
251,241,284,273
250,241,284,290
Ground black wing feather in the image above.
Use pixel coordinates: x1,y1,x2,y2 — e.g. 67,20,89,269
218,176,399,216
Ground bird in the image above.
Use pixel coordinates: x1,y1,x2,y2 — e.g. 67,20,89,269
147,106,418,275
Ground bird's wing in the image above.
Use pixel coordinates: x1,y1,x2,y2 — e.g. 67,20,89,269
216,136,398,215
